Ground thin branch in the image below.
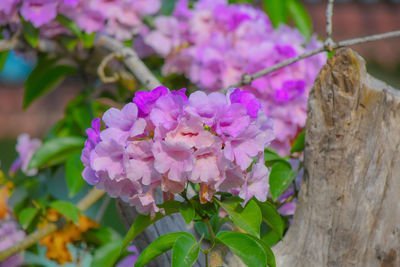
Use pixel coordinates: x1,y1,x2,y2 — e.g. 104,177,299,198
230,47,325,88
325,0,335,50
337,30,400,47
97,52,122,83
95,195,110,222
227,29,400,90
204,217,215,243
95,36,161,90
0,188,105,262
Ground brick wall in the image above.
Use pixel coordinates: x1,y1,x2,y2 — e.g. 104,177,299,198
0,81,81,138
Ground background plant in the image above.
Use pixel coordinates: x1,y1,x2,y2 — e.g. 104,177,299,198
0,0,398,266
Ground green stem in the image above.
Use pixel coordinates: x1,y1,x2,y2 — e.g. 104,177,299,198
204,217,215,244
205,251,209,267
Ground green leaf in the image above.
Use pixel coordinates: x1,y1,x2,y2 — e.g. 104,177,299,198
194,216,228,241
215,198,262,238
265,245,276,267
160,0,179,15
59,36,79,51
286,0,312,40
261,230,281,247
18,207,39,229
56,15,96,48
179,201,195,224
216,231,268,267
83,226,121,246
81,32,96,48
24,60,77,108
246,234,276,267
0,50,8,72
269,162,296,201
264,148,282,162
290,130,305,153
135,232,192,267
56,15,82,38
121,200,180,252
91,239,123,267
49,200,81,222
28,136,85,170
21,19,39,47
172,234,200,267
71,103,93,131
255,200,285,238
65,153,85,198
263,0,287,28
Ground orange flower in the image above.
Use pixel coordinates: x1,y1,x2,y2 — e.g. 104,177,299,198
39,209,99,264
0,183,13,219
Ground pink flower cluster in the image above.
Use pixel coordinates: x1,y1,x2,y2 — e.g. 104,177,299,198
144,0,326,154
1,0,160,40
10,134,42,177
0,220,25,267
81,86,274,215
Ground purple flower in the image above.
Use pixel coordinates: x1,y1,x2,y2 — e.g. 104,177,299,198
0,0,19,15
165,116,219,149
143,0,326,155
274,80,306,103
128,188,161,217
125,140,160,186
75,8,105,33
278,201,296,216
102,103,146,140
150,90,187,139
91,138,127,181
229,88,261,118
81,86,276,214
239,156,269,205
190,146,226,184
81,118,102,185
115,245,139,267
10,134,41,177
20,0,58,27
0,220,25,267
224,122,272,170
63,0,79,6
185,91,228,127
153,140,194,183
133,86,169,117
215,103,250,138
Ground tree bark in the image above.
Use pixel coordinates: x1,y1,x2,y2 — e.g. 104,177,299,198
117,48,400,266
274,48,400,267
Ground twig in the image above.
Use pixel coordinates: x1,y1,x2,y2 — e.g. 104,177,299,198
0,188,105,262
227,29,400,90
325,0,335,50
97,52,122,83
95,195,110,222
204,217,215,243
95,35,161,90
230,47,325,88
337,30,400,47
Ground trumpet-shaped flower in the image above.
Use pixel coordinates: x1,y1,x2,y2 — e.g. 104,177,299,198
82,87,275,214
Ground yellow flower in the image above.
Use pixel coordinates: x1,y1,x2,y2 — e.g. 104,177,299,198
39,209,99,264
